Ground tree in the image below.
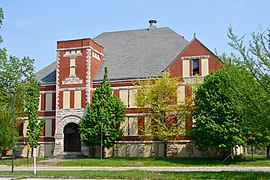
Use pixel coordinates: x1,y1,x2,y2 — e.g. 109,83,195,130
0,7,37,157
24,77,44,174
224,27,270,129
79,67,126,158
189,69,245,158
0,49,36,156
134,71,194,156
25,77,44,149
218,64,270,148
0,108,14,158
219,27,270,157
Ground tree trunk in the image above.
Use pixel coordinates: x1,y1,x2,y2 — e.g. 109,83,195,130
89,146,94,158
99,145,105,159
267,145,270,158
222,150,227,160
102,146,105,158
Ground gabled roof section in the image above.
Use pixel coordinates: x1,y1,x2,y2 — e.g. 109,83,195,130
93,27,189,81
188,36,217,57
35,61,56,85
165,36,218,72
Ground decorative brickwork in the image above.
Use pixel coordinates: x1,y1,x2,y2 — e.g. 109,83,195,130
62,76,83,85
86,48,91,104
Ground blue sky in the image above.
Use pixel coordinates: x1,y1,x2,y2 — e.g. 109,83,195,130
1,0,269,72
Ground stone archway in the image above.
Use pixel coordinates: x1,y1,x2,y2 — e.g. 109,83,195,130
53,114,82,156
63,123,81,152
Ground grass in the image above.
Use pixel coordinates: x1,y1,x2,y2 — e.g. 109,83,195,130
1,156,270,179
1,155,270,167
0,157,48,166
0,171,270,179
56,157,221,167
56,156,270,167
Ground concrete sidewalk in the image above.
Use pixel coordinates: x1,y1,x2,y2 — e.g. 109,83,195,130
1,158,270,172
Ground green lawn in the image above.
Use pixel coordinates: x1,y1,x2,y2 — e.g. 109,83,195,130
1,156,270,179
56,156,270,167
0,171,270,179
1,155,270,167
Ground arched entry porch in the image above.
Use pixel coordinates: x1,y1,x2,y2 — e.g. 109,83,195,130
63,123,81,152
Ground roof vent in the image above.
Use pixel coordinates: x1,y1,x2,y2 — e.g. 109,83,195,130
148,19,157,30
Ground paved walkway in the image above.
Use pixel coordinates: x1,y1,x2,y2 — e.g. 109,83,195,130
36,158,64,166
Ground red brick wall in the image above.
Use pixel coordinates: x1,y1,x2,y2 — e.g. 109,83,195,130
39,85,56,112
40,93,46,111
70,90,74,109
40,85,55,91
168,38,221,78
57,38,104,109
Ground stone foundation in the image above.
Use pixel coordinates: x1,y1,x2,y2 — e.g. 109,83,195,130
15,140,225,158
15,142,55,157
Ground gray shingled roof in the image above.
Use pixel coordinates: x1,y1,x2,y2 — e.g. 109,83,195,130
35,27,189,84
93,27,189,81
35,61,56,85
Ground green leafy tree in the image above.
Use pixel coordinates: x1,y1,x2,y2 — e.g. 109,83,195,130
25,77,44,149
0,7,37,157
134,71,195,157
224,27,270,129
134,71,192,141
0,108,14,157
218,27,270,157
218,64,270,148
189,69,245,158
79,67,126,158
0,49,36,156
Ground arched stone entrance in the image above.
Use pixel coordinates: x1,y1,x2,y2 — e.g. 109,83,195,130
63,123,81,152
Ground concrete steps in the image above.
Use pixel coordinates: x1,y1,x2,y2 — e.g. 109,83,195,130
54,152,87,159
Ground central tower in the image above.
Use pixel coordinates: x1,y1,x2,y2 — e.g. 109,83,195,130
53,38,104,156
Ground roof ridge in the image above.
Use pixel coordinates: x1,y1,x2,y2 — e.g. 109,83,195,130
94,27,171,38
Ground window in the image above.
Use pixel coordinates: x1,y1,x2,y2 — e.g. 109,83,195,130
45,119,52,137
45,93,53,111
201,58,209,76
119,88,137,108
119,89,128,107
74,90,81,109
121,117,138,136
38,94,41,111
192,58,200,76
70,58,76,76
63,91,70,109
177,85,186,104
182,60,190,77
144,117,151,135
